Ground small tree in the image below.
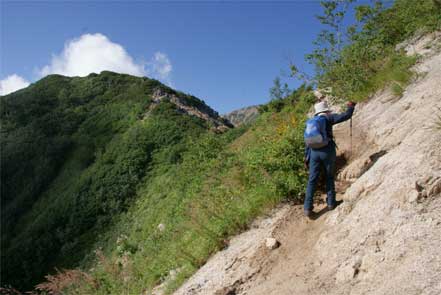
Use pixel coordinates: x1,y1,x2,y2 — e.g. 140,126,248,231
282,82,291,98
269,77,291,101
269,77,283,100
306,0,355,77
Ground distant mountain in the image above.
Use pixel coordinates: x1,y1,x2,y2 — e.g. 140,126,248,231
0,71,232,289
223,105,260,127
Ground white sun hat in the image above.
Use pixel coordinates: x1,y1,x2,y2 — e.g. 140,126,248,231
314,101,330,115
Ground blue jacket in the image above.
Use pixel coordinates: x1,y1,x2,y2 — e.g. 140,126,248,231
304,106,354,163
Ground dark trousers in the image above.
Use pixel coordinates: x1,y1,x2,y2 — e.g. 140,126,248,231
304,144,336,211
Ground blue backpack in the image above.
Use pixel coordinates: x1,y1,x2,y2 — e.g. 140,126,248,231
304,115,329,149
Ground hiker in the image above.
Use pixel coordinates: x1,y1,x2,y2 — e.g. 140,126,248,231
303,93,356,218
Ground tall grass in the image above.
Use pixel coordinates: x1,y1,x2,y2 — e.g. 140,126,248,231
361,52,417,99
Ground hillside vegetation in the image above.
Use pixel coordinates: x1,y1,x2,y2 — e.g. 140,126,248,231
0,72,231,290
304,0,440,100
1,0,440,294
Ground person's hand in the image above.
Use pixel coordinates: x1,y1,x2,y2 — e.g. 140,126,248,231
347,101,356,108
304,159,309,170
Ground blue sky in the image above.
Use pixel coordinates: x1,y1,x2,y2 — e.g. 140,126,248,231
1,1,365,113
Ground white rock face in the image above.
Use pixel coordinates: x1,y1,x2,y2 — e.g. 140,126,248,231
310,31,441,295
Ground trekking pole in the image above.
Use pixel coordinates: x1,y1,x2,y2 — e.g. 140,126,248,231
349,117,353,159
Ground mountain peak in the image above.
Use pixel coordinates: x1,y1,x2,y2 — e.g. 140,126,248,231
223,105,260,127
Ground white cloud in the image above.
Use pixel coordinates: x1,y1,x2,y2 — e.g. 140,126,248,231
38,33,173,85
146,52,173,85
2,33,174,94
0,74,30,95
40,33,145,77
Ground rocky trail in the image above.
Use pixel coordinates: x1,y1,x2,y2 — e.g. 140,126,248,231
172,179,350,295
171,32,441,295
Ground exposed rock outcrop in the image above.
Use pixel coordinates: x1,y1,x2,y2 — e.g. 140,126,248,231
223,105,260,127
149,88,234,132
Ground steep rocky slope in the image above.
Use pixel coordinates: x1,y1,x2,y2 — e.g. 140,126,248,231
173,32,441,295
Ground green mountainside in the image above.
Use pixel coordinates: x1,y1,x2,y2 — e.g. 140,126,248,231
0,72,232,289
1,1,439,294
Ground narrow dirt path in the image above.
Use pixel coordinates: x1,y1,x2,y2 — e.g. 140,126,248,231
173,187,349,295
239,191,345,295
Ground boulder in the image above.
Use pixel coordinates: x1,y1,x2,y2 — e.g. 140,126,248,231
265,237,280,250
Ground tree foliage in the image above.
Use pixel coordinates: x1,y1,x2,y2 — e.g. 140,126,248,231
269,76,290,101
307,0,441,101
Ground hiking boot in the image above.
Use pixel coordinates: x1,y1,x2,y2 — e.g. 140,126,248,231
304,210,314,219
327,200,343,211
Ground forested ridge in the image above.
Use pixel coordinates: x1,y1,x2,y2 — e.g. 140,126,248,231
0,71,229,289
